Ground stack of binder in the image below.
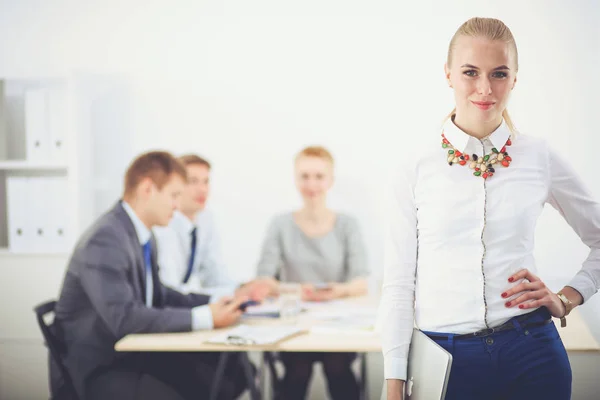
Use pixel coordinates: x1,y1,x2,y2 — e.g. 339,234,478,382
24,88,68,163
3,86,71,253
6,176,70,253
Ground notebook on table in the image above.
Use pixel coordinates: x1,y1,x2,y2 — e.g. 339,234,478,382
242,303,282,318
405,329,453,400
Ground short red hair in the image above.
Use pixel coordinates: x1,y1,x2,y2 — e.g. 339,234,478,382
295,146,334,165
178,154,211,169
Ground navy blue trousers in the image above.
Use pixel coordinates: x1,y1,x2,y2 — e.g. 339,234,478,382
424,308,572,400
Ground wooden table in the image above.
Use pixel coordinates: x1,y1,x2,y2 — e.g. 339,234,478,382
115,298,599,399
116,296,381,353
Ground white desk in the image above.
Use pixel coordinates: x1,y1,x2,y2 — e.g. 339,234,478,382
116,296,381,353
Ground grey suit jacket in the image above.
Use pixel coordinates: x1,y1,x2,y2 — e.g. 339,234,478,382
53,201,210,398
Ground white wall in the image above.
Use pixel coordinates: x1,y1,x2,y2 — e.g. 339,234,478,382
0,1,599,399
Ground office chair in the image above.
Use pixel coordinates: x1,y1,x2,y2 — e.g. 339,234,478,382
34,300,79,400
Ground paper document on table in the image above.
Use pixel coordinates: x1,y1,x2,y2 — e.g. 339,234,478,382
310,315,377,335
310,306,378,320
298,300,345,310
206,325,306,345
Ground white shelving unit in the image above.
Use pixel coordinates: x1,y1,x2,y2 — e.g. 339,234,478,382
0,161,68,171
0,73,134,400
0,77,71,255
0,74,133,256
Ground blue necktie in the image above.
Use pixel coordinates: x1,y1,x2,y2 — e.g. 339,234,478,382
142,240,153,307
182,227,197,284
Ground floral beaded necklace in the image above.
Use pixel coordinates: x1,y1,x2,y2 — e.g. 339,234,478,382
441,133,512,179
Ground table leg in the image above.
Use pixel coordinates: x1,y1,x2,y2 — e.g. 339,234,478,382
263,351,281,398
240,353,261,400
209,352,230,400
359,352,368,400
258,351,266,399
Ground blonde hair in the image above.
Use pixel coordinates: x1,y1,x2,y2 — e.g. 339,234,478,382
178,154,211,169
295,146,334,166
445,17,518,133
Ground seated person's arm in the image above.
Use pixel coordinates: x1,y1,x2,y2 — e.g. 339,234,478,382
302,277,368,301
339,215,370,297
254,218,284,293
336,277,369,297
236,277,279,301
161,286,243,330
160,284,211,308
79,233,195,338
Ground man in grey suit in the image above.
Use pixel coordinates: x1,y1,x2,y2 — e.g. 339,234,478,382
52,151,249,400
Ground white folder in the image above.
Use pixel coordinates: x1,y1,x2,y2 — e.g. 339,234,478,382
6,177,30,252
405,329,453,400
28,176,48,252
47,89,68,163
24,89,50,162
0,80,6,160
29,176,69,253
34,176,58,253
49,176,70,252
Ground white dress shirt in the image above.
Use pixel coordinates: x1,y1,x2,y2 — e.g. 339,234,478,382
122,201,153,307
381,119,600,380
122,201,214,330
155,210,238,299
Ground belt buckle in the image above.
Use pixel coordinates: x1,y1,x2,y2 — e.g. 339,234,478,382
473,327,495,337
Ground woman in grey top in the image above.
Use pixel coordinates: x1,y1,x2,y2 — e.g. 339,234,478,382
257,146,369,400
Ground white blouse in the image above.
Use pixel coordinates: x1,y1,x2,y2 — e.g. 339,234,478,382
381,119,600,380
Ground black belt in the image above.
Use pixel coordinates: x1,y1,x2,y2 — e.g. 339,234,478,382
427,308,552,340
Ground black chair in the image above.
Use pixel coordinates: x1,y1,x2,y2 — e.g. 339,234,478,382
34,300,79,400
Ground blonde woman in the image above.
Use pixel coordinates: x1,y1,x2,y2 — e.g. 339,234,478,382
257,146,369,400
382,17,600,400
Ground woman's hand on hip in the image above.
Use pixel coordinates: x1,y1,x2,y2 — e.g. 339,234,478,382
502,269,565,318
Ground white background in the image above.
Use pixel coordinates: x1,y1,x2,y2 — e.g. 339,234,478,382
0,0,598,398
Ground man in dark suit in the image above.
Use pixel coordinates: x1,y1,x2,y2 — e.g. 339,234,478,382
52,151,249,400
